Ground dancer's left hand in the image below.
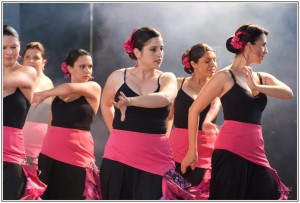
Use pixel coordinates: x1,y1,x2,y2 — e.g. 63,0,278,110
113,91,130,122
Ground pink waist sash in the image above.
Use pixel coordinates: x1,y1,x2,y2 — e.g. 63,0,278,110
169,128,216,168
3,126,26,164
215,120,289,199
41,126,95,168
215,120,269,167
103,129,175,176
23,121,48,158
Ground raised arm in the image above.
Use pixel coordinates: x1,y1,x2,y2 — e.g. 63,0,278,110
243,67,293,99
3,66,36,90
128,72,178,108
33,81,101,107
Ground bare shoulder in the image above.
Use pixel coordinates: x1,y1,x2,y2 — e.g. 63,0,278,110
107,68,127,81
19,65,37,79
212,68,232,82
87,81,101,90
177,77,185,83
159,71,176,79
43,75,54,88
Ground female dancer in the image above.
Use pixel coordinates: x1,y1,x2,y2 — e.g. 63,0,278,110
168,43,221,199
22,42,53,165
181,24,293,200
33,49,101,200
100,26,177,199
3,25,46,200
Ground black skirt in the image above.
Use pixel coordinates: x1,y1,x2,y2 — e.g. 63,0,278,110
100,158,163,200
174,162,206,186
209,149,280,200
3,161,27,200
38,153,86,200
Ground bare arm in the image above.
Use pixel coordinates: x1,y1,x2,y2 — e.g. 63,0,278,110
128,72,178,108
202,97,222,135
165,102,174,137
101,80,115,132
33,81,101,106
243,67,293,99
114,72,178,121
3,66,36,90
181,72,226,174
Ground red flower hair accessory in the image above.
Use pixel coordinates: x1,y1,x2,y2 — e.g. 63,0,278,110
61,61,70,79
183,56,191,69
123,29,137,54
231,31,248,50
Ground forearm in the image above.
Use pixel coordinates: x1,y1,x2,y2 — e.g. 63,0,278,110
187,107,199,151
254,84,293,99
204,98,221,123
101,106,114,133
41,83,73,98
129,92,172,108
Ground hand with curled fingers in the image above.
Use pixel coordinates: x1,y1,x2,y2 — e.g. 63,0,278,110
113,91,131,122
32,92,48,107
181,149,198,174
241,66,258,90
202,121,219,136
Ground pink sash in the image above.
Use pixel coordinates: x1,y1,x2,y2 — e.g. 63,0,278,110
169,127,216,168
41,126,101,199
3,126,47,200
3,126,26,164
23,121,48,158
41,126,95,167
215,120,289,199
103,129,175,176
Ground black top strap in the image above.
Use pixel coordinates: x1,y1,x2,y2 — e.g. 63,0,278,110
157,73,163,87
180,77,186,89
228,69,236,83
257,72,263,85
124,68,127,83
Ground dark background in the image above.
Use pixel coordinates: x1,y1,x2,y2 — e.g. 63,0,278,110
3,2,298,200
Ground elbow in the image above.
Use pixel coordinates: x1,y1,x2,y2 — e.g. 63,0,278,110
188,104,198,117
161,93,173,105
287,90,294,100
284,88,294,100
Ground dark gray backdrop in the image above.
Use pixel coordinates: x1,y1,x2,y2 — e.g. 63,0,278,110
3,2,297,200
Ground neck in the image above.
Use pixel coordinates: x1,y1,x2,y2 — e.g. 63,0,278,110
191,73,209,84
230,54,250,72
133,65,156,80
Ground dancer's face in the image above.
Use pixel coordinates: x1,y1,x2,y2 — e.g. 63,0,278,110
136,36,164,70
193,51,217,78
68,55,93,82
3,35,20,67
248,34,268,64
23,48,46,73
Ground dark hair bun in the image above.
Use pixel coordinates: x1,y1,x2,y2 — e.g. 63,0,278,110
226,37,237,54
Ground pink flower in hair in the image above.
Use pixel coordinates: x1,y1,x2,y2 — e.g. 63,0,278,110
123,29,137,54
61,61,70,79
183,56,191,69
231,31,248,50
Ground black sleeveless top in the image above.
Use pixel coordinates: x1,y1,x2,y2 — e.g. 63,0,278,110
221,70,267,125
112,69,170,134
51,96,94,131
174,78,216,130
3,88,30,129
